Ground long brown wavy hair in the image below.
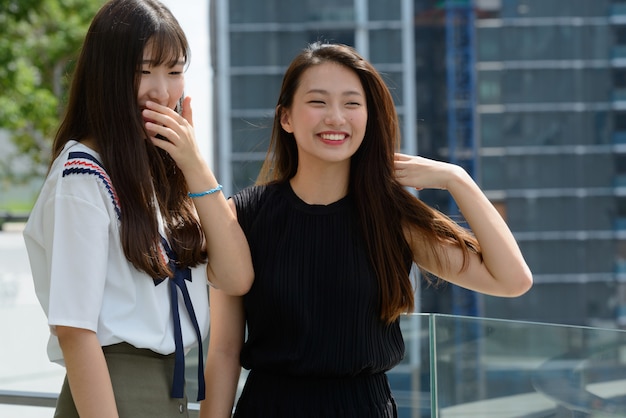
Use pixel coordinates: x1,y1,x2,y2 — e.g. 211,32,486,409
52,0,206,278
258,42,480,323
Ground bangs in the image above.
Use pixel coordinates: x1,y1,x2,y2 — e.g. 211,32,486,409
145,28,189,68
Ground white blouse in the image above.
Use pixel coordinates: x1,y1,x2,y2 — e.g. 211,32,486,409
23,141,209,365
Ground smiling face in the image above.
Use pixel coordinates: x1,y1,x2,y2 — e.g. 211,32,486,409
137,40,185,136
280,62,367,170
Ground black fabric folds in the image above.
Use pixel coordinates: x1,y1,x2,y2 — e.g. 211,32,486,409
231,182,405,417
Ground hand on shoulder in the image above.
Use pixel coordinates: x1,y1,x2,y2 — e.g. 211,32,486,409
394,153,470,191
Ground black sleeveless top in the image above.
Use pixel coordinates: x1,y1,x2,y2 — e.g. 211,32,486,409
232,182,405,417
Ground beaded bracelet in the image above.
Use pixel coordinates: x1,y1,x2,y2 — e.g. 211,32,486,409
188,184,223,198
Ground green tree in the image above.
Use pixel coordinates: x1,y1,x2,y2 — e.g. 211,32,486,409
0,0,103,183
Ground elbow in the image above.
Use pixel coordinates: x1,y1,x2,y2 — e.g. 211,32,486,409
227,271,254,296
208,267,254,296
228,263,255,295
507,266,533,297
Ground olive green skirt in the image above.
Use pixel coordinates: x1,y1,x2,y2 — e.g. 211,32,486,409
54,342,191,418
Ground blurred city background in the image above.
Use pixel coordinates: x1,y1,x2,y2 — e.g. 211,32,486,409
2,0,626,416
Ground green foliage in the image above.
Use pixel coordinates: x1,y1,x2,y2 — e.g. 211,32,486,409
0,0,104,181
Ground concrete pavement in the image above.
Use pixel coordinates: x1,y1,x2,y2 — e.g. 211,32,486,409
0,229,64,417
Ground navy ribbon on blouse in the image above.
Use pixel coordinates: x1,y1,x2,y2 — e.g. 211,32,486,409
158,236,206,401
62,152,204,400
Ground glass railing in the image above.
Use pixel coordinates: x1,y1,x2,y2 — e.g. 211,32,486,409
392,314,626,418
3,313,626,417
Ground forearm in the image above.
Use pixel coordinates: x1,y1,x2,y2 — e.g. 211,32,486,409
57,326,118,418
144,100,254,294
183,163,254,295
201,289,246,417
447,168,532,295
200,351,242,418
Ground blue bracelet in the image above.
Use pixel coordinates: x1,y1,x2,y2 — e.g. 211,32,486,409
188,184,223,198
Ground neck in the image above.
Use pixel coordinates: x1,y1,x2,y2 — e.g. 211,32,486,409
290,163,350,205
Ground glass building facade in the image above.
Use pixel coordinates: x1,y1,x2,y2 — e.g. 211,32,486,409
211,0,626,328
475,0,624,327
213,0,416,194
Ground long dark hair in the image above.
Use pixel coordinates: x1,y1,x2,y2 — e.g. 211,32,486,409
52,0,205,278
258,42,480,323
